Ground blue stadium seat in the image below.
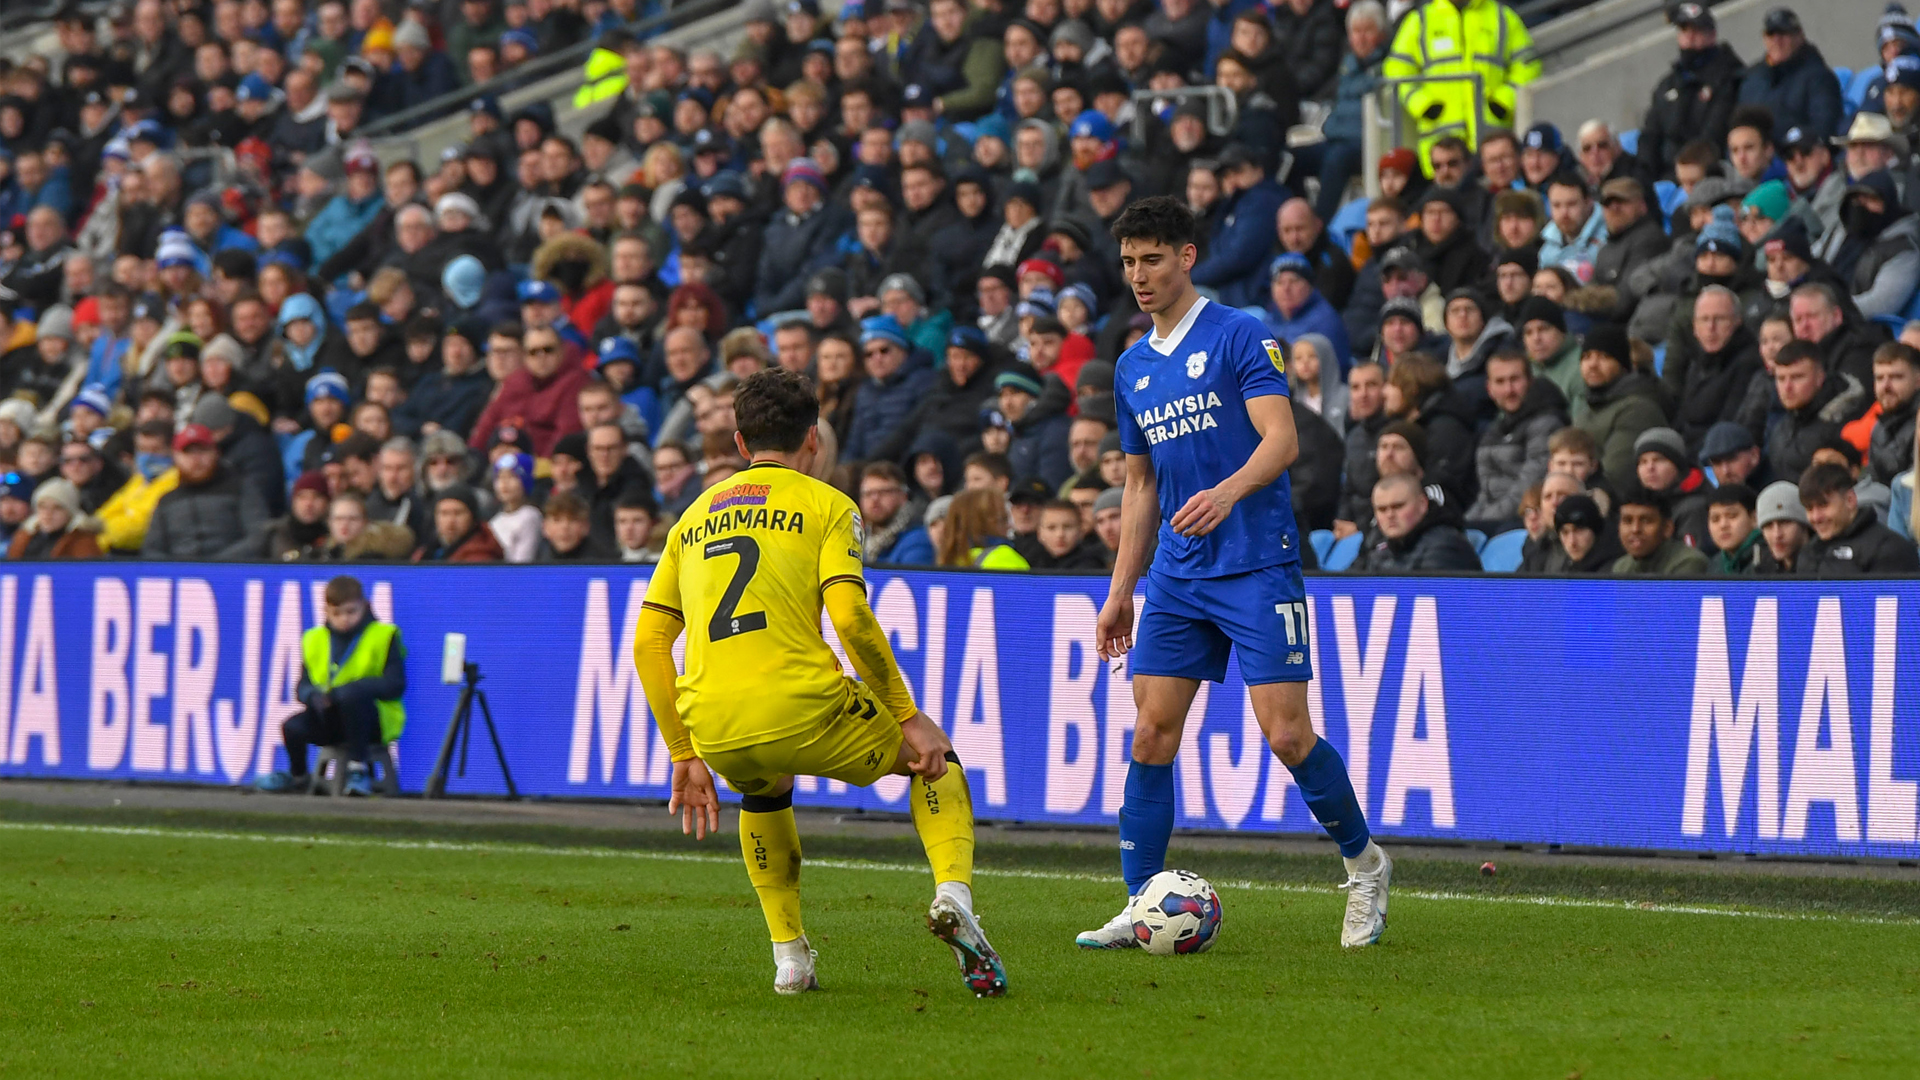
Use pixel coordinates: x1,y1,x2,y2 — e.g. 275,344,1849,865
1309,528,1335,564
1899,286,1920,324
1652,343,1666,377
1478,529,1528,572
1617,128,1638,156
1848,66,1879,107
1328,197,1371,254
1324,532,1363,571
1465,528,1488,553
1655,179,1684,221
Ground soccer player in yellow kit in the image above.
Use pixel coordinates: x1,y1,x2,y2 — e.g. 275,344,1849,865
633,369,1007,998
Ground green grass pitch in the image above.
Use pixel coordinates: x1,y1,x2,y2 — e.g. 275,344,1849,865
1,806,1917,1078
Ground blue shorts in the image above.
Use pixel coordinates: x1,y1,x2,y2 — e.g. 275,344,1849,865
1131,563,1313,685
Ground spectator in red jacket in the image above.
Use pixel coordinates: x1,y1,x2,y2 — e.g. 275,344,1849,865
466,324,590,455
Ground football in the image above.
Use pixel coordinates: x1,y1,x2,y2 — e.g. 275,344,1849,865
1131,870,1223,956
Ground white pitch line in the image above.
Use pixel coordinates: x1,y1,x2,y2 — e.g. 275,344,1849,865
3,821,1913,927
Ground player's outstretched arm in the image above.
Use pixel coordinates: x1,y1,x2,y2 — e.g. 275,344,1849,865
1098,453,1160,661
634,602,718,838
1168,394,1299,538
823,579,949,781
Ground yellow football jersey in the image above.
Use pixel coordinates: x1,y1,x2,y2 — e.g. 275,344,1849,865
641,462,868,753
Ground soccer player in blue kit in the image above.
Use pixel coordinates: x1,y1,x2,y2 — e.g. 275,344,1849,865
1079,197,1393,950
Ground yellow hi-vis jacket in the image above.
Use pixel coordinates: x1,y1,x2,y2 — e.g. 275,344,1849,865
572,47,629,109
302,622,407,744
1383,0,1541,172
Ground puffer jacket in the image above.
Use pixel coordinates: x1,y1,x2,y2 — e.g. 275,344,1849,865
1735,41,1843,141
1350,504,1483,572
1869,395,1917,486
1467,377,1567,522
1575,371,1670,482
842,356,938,463
1798,508,1920,577
1007,376,1076,489
141,466,270,560
1766,373,1868,482
754,203,853,316
1415,387,1482,509
1636,43,1746,179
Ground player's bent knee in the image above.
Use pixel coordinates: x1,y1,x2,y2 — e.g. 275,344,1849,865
1265,725,1316,766
740,789,794,813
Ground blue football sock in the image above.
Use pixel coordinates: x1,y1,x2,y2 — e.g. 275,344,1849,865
1118,761,1175,896
1286,737,1372,858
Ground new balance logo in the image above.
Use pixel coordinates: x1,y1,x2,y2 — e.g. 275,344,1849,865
1134,375,1150,391
1287,651,1305,665
1119,840,1136,850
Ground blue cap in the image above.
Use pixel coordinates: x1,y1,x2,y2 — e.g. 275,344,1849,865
500,28,539,53
492,451,535,493
1522,123,1562,152
948,325,989,354
678,86,715,111
596,336,641,367
1015,288,1057,318
304,369,351,405
0,471,37,503
126,119,173,148
236,73,274,102
469,94,503,120
702,171,749,200
517,279,561,304
858,315,909,351
1068,111,1113,142
1270,252,1314,280
901,83,930,107
72,384,113,417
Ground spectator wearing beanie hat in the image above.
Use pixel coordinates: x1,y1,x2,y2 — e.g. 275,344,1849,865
7,477,102,560
413,483,505,562
261,471,333,562
753,157,850,316
1516,295,1585,410
1550,493,1623,573
1754,478,1812,574
1633,425,1711,550
1573,323,1669,482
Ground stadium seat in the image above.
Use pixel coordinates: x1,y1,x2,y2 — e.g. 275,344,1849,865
1309,528,1335,564
1324,532,1363,571
1478,529,1528,572
1652,343,1666,377
1655,179,1684,222
1617,129,1638,156
1464,528,1488,552
1833,66,1851,95
1328,197,1371,254
1847,66,1878,108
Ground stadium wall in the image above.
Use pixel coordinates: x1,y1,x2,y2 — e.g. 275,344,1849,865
0,564,1914,860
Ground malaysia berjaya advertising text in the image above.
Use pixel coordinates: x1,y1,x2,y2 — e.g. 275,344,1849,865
0,564,1914,858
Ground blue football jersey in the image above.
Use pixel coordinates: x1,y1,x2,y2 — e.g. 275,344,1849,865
1113,297,1301,579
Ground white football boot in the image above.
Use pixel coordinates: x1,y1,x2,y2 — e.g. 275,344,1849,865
1074,897,1141,950
1339,843,1392,948
773,935,820,995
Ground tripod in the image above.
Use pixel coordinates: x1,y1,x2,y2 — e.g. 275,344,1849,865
425,661,519,799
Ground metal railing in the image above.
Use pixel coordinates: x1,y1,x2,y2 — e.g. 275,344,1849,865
1360,73,1488,197
1126,86,1238,147
357,0,732,140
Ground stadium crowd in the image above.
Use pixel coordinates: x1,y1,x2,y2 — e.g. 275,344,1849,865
0,0,1914,576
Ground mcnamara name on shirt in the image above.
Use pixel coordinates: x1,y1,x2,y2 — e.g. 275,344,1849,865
1133,391,1225,446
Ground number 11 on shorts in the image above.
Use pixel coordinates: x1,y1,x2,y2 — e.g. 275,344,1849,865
1275,602,1308,646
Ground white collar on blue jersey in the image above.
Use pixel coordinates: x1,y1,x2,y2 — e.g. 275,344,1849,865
1146,295,1210,356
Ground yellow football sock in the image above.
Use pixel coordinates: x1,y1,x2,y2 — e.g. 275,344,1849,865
911,754,975,888
738,801,803,942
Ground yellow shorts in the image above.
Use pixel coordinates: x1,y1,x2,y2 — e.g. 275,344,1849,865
699,677,903,797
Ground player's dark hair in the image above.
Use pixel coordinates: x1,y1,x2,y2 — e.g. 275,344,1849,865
1707,482,1758,512
1109,195,1196,251
324,575,365,606
1798,463,1854,504
733,368,818,453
